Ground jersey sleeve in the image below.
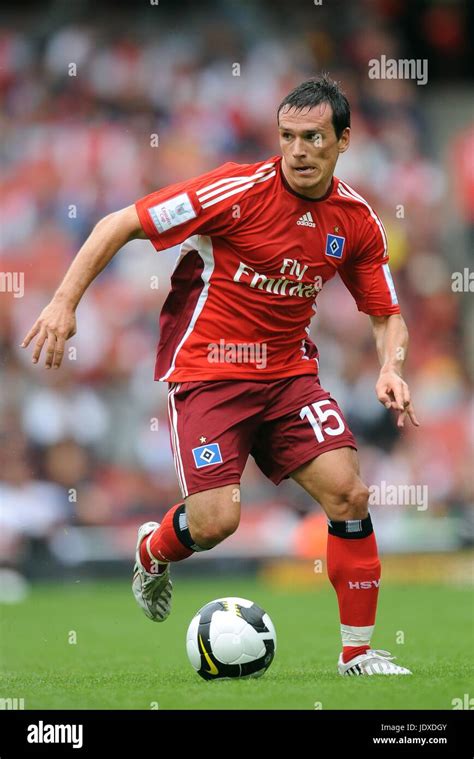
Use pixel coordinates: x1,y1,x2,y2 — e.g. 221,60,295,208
135,162,241,251
338,211,401,316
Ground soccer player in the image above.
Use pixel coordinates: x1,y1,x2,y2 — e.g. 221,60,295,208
22,75,419,676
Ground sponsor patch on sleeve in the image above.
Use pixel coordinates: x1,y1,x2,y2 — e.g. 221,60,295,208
148,192,197,233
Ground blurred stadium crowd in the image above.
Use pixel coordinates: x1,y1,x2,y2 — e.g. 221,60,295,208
1,0,473,570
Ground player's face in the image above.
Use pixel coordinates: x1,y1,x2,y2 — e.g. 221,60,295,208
278,103,350,199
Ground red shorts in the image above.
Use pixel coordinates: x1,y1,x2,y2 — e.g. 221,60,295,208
166,374,357,497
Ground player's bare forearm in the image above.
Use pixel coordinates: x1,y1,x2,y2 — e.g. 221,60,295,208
370,314,420,428
21,205,145,368
371,313,407,373
51,206,145,309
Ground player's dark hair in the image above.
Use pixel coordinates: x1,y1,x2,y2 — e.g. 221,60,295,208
277,74,350,139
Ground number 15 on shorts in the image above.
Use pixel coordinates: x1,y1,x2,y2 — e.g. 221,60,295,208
300,400,345,442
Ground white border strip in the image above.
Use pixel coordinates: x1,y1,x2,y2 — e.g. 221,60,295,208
382,262,399,304
159,235,215,381
167,382,188,497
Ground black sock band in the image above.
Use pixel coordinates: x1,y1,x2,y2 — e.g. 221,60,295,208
327,513,374,539
172,503,207,552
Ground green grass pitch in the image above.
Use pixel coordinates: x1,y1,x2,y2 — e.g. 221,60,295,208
1,578,472,710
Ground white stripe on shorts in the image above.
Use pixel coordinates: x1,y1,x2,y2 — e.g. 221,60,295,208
167,382,189,497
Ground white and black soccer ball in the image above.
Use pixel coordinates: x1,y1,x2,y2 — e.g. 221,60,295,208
186,597,277,680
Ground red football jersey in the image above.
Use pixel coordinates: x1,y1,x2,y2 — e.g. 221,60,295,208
135,155,400,382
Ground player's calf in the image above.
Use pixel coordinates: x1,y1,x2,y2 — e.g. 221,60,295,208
140,490,240,569
186,483,241,549
187,511,240,549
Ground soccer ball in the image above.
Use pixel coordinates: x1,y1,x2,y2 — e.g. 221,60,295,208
186,597,277,680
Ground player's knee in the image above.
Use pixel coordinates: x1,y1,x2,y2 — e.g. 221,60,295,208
190,512,240,549
331,483,370,521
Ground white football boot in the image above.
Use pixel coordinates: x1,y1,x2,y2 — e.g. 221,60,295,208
132,521,172,622
338,649,412,676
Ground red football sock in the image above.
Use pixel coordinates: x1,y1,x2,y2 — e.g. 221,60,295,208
139,503,194,573
326,517,381,664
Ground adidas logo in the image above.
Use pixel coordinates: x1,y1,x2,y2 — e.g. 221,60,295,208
296,212,316,228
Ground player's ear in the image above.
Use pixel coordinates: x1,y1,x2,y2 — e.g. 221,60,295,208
338,127,351,154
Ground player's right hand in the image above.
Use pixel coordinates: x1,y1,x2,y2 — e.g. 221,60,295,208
20,299,77,369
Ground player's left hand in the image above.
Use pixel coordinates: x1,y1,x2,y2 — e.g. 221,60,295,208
375,370,420,428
